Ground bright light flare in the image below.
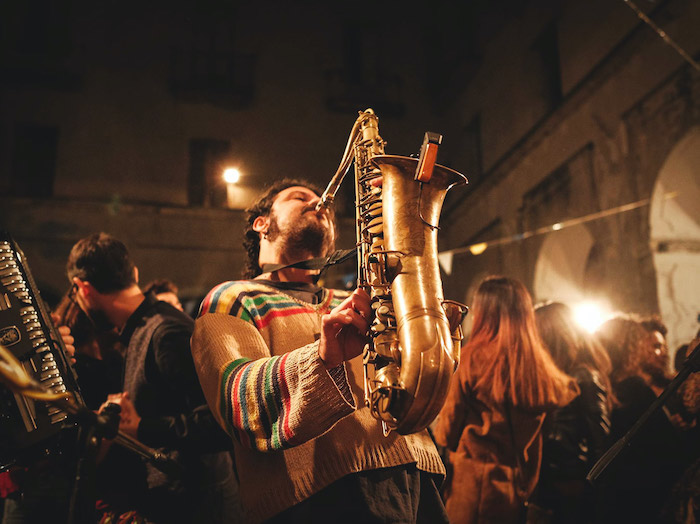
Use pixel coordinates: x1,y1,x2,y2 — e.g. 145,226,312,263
573,301,609,333
223,167,241,184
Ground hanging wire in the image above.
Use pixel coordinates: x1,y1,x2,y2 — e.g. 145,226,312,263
623,0,700,72
441,191,677,258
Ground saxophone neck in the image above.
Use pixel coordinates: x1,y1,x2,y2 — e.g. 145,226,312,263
316,109,384,211
359,109,384,156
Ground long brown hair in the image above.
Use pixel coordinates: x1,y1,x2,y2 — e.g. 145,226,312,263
464,276,578,409
535,302,613,410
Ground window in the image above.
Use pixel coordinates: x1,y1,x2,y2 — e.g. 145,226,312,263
532,21,563,110
188,138,231,207
325,22,404,117
168,12,255,109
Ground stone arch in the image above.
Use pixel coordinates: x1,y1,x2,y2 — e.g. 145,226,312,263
649,126,700,355
533,224,595,305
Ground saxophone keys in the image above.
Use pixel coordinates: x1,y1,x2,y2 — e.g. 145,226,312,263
366,216,383,235
370,321,387,334
375,304,394,319
370,237,383,252
363,201,382,218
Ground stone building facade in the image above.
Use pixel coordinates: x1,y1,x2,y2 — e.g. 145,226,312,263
440,0,700,352
0,0,698,352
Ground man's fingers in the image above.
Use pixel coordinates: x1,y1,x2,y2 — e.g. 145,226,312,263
350,291,371,321
325,310,368,337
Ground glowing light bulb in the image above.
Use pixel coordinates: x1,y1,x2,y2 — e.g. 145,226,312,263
573,301,608,333
223,168,241,184
468,242,488,256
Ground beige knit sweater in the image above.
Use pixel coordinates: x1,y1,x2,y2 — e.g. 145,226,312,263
191,280,445,523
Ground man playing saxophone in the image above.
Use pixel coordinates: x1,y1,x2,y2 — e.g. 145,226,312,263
191,178,448,523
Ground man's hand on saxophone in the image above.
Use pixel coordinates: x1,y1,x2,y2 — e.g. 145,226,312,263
318,288,371,369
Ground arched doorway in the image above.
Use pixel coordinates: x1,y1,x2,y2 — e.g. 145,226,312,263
650,127,700,355
533,223,595,305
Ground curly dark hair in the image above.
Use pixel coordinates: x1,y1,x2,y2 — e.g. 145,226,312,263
596,315,649,384
242,178,329,279
640,314,668,337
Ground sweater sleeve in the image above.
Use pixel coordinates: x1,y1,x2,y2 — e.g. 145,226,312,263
191,312,356,452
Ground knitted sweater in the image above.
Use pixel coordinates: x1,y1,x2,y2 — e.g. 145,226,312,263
192,280,444,523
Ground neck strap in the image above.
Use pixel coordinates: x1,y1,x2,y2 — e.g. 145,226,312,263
260,248,357,275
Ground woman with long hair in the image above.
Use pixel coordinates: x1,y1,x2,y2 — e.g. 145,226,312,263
434,276,578,524
534,302,612,523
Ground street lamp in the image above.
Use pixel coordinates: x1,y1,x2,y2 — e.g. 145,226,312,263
223,167,242,208
223,167,241,185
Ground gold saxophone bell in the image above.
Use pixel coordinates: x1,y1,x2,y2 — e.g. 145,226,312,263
320,109,468,435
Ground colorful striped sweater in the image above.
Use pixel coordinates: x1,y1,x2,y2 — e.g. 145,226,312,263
192,280,445,523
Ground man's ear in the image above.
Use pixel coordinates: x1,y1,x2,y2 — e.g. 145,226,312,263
133,266,139,285
72,277,95,298
252,216,270,236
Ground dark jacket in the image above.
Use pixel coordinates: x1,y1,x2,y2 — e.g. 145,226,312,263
598,376,690,523
536,367,611,523
120,292,237,523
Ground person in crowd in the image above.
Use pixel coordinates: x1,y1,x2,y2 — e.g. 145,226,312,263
533,302,612,524
54,287,148,523
640,315,672,393
432,276,578,524
53,287,124,410
595,316,691,523
66,232,239,524
664,334,700,523
191,179,449,523
143,278,184,312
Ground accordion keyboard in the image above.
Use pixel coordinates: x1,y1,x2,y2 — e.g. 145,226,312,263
0,235,81,466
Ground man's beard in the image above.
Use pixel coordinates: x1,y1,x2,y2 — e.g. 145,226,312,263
267,210,335,260
83,305,115,334
644,358,670,385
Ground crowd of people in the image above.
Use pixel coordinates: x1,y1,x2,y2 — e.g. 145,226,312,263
0,177,698,523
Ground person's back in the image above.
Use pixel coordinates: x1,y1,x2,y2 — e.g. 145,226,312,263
65,232,239,524
534,302,612,524
434,277,578,524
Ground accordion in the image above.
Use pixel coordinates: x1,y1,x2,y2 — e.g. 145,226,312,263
0,232,84,468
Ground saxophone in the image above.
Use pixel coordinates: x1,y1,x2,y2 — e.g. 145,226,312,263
317,109,468,435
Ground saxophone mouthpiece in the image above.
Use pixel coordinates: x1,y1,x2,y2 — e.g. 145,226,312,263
315,195,333,211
